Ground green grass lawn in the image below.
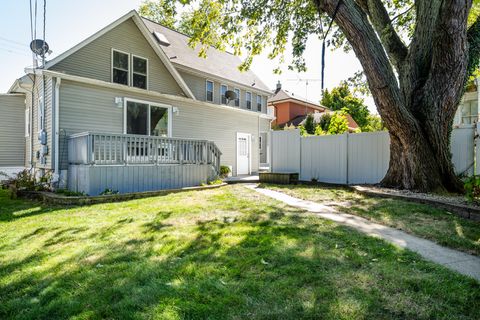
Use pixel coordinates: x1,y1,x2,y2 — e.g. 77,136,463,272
261,183,480,256
0,186,479,320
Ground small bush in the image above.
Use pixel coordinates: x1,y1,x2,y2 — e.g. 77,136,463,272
100,188,119,196
220,165,231,178
208,179,223,185
464,175,480,202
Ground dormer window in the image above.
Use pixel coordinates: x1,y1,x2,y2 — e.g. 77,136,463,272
132,55,148,89
206,80,214,102
112,50,129,85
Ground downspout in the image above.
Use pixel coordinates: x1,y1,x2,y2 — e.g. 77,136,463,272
52,77,61,183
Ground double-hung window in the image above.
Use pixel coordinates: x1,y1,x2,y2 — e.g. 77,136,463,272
246,92,252,109
126,100,170,137
220,84,228,104
234,88,240,107
256,95,262,112
112,50,129,85
206,80,214,102
132,55,148,89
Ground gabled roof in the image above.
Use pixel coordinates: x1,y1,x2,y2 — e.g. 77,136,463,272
142,18,271,94
268,89,327,111
44,10,195,99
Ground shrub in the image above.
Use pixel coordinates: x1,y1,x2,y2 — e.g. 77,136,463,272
304,114,316,135
327,109,349,135
319,113,332,132
464,175,480,202
220,165,231,178
100,188,119,196
208,179,223,185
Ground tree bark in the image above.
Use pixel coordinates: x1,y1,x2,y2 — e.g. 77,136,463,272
315,0,472,192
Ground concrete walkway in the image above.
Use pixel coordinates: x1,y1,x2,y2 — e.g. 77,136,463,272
246,184,480,281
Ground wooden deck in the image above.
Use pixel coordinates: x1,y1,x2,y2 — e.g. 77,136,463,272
67,132,221,195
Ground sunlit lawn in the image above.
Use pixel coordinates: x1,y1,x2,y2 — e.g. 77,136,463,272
261,183,480,256
0,185,479,319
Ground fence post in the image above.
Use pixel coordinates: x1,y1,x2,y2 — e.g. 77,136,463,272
346,133,349,184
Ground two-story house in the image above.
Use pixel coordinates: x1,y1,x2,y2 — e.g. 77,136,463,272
0,10,273,195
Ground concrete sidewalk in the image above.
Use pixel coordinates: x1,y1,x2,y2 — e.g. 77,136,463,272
246,184,480,282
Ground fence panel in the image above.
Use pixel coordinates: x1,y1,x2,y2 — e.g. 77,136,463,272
270,127,475,185
300,134,347,183
271,130,301,173
451,126,475,176
347,132,390,184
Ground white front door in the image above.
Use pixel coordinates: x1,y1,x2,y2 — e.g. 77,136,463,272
237,132,251,175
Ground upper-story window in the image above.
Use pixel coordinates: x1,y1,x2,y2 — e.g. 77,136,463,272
246,92,252,109
132,55,148,89
112,50,129,86
220,84,228,105
206,80,214,102
256,95,262,112
234,88,240,107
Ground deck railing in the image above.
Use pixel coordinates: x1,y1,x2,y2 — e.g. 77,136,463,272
68,132,222,173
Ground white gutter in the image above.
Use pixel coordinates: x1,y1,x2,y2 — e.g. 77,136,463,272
41,69,276,120
53,77,61,182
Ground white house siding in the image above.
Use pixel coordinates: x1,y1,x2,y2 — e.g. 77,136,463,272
58,80,269,175
177,69,269,113
49,18,185,97
0,94,26,167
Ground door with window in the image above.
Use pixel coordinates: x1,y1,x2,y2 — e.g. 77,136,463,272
237,132,251,175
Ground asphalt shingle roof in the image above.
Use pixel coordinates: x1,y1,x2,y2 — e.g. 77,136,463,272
142,18,271,93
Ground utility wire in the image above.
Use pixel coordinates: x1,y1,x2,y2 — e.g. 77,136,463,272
321,0,343,91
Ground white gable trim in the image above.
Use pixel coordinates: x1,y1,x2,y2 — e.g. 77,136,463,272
44,10,195,100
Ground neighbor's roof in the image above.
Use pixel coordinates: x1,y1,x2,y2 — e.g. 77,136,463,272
142,17,271,93
268,89,327,111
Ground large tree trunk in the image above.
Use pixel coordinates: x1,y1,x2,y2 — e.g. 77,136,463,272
315,0,473,192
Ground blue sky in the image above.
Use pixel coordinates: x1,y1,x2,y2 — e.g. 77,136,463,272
0,0,375,112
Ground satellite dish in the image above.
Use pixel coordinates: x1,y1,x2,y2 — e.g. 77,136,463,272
225,90,237,101
30,39,50,56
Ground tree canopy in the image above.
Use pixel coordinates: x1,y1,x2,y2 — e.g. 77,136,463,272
321,83,370,129
141,0,480,192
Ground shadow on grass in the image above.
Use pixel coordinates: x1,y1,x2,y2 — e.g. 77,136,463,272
1,200,479,320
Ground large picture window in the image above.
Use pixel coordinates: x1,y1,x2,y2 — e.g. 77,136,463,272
112,50,129,85
132,55,148,89
126,100,170,137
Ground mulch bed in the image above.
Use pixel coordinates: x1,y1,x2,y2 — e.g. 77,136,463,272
352,185,480,222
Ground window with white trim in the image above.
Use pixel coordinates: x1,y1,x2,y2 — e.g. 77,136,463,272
126,100,170,137
246,92,252,109
25,108,30,137
256,95,262,112
221,84,228,104
37,96,44,132
234,88,240,107
112,50,129,85
132,55,148,89
206,80,214,102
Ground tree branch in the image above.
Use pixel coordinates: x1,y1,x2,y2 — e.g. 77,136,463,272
355,0,408,71
314,0,412,132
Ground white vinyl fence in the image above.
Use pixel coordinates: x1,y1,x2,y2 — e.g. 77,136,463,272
271,125,476,185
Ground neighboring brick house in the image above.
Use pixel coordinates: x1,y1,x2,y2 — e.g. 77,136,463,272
268,82,327,127
268,82,358,130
